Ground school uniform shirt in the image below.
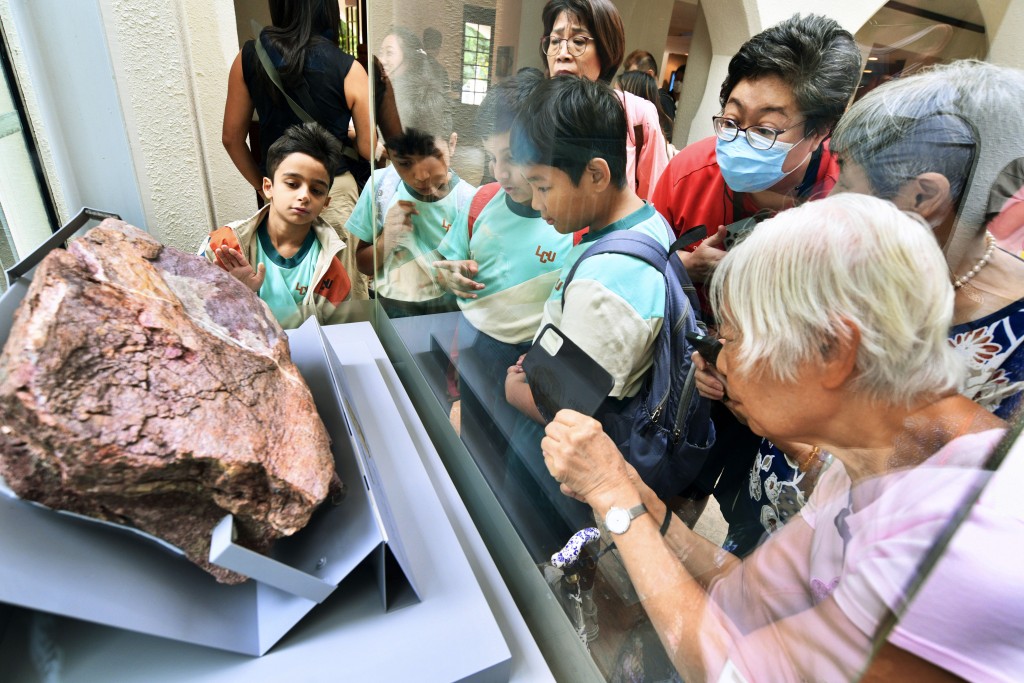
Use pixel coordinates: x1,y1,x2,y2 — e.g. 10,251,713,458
346,166,475,302
537,202,668,398
252,224,322,326
437,189,572,344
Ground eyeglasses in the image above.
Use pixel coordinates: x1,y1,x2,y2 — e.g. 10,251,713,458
712,116,805,150
541,34,594,57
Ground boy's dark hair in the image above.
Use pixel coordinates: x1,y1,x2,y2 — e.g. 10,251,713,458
510,76,627,188
474,69,545,140
719,14,861,137
624,49,658,75
540,0,624,83
265,122,343,185
385,89,454,158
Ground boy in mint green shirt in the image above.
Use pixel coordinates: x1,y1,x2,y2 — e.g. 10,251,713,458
346,90,474,317
431,72,573,472
201,123,351,329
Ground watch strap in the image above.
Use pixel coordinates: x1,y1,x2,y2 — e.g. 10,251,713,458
659,508,672,536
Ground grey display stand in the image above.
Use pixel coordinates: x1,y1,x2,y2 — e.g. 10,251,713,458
0,213,514,680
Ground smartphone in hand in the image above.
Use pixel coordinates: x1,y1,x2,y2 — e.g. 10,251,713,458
685,330,723,366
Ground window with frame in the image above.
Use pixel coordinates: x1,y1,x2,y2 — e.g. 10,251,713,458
460,7,495,105
339,1,362,59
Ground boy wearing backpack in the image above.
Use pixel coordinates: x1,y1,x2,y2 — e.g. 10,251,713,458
506,76,669,421
345,90,475,317
495,77,712,573
431,73,573,466
501,77,713,561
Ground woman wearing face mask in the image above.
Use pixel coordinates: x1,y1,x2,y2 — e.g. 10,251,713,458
649,14,863,528
539,0,668,200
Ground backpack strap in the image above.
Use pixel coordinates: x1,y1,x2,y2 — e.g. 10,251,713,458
468,182,501,241
561,231,667,309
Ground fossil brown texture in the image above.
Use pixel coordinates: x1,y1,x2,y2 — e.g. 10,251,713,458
0,220,336,583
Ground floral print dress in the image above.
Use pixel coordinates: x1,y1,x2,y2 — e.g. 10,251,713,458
723,298,1024,556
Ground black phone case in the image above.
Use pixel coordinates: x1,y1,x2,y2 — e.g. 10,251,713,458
685,330,723,366
522,324,614,423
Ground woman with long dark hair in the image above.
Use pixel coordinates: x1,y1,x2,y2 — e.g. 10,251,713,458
223,0,372,298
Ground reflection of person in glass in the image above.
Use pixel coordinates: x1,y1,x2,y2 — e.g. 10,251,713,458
345,91,474,317
431,72,571,464
539,0,668,200
378,26,424,84
542,194,1013,682
712,60,1024,557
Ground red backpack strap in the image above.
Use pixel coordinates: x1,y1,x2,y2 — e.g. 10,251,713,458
468,182,502,241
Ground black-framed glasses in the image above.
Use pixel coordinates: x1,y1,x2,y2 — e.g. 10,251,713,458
712,116,805,150
541,34,594,57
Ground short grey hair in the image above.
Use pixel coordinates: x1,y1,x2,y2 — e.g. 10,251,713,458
831,60,1024,268
709,194,964,406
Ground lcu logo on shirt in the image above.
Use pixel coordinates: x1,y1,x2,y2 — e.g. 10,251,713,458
536,246,558,264
295,283,308,296
442,219,453,232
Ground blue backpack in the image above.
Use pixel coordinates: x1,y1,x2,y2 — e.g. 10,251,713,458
561,226,716,500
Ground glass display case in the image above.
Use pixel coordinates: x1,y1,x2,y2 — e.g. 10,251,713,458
357,1,1024,681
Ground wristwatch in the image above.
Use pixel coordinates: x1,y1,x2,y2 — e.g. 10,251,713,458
605,503,648,535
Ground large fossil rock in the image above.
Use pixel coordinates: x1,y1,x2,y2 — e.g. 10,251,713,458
0,220,337,583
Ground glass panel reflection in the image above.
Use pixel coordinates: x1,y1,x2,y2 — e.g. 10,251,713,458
361,1,1024,680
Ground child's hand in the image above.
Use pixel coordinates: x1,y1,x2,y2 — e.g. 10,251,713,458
432,259,485,298
382,200,417,255
215,245,265,292
507,353,527,375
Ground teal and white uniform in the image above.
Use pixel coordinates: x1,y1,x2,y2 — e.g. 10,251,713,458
438,189,572,344
346,166,475,303
538,202,668,398
253,222,322,327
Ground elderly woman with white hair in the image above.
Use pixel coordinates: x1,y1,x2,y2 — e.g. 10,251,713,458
541,193,1019,681
704,59,1024,557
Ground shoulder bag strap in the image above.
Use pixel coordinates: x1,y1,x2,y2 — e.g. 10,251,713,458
251,21,314,125
251,22,360,165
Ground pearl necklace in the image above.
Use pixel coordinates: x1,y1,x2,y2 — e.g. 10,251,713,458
952,231,996,289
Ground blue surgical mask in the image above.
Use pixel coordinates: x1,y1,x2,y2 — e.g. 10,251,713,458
716,132,804,193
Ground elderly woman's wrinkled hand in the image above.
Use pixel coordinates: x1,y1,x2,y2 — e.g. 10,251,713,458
542,409,634,506
692,350,726,401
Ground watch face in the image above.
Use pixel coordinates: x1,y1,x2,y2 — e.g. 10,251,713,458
606,507,630,535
